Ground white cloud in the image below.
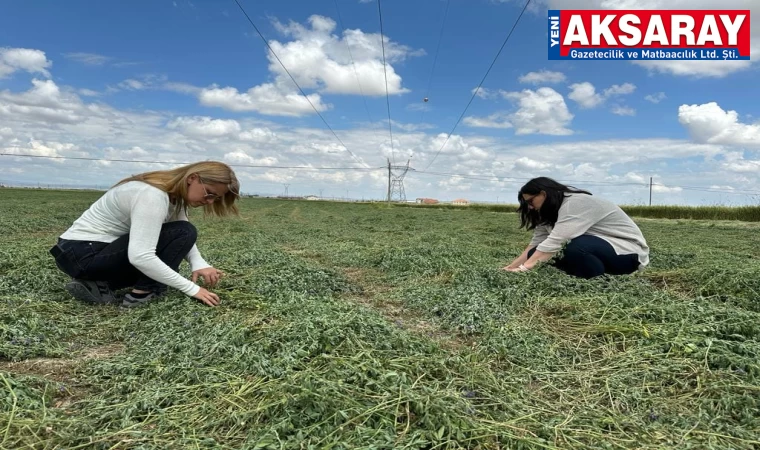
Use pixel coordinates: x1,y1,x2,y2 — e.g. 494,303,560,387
119,79,145,90
63,52,112,66
652,184,683,193
472,87,499,99
503,88,574,135
463,113,513,129
164,82,201,95
568,82,604,108
465,88,573,135
622,172,648,184
103,146,151,160
269,15,420,96
722,160,760,173
0,78,168,148
492,139,724,170
428,134,490,162
2,138,82,161
78,88,101,97
0,48,52,78
722,151,744,162
390,120,436,132
406,102,431,112
166,116,241,139
569,82,636,113
718,151,760,174
678,102,760,147
198,82,330,117
603,83,636,96
514,157,553,171
2,58,757,205
633,59,755,79
518,70,566,84
0,79,84,123
187,15,421,117
611,106,636,116
223,152,278,166
645,92,667,103
115,74,168,91
239,127,277,142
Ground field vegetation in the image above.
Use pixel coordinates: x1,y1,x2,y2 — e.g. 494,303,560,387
394,201,760,222
1,189,759,449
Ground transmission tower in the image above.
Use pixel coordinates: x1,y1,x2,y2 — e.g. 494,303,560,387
386,158,413,202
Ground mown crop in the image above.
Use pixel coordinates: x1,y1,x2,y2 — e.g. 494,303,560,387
391,200,760,222
1,192,759,449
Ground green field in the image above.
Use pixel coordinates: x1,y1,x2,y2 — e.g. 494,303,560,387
2,189,759,449
394,202,760,222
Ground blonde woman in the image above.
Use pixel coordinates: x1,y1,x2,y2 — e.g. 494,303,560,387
49,161,240,307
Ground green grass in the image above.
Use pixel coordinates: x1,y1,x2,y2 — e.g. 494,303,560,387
389,199,760,222
1,191,759,449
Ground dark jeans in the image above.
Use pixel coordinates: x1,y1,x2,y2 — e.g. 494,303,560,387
50,221,197,293
528,234,640,279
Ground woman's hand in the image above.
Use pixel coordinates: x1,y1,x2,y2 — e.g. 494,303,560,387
503,264,531,272
192,267,225,288
193,287,220,307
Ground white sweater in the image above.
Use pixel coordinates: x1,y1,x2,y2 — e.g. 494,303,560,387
529,193,650,267
60,181,209,296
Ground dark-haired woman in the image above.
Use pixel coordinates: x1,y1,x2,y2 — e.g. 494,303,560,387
502,177,649,279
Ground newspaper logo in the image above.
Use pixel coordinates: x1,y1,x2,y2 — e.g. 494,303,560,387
548,10,751,60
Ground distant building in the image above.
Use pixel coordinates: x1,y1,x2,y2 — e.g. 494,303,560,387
452,198,470,206
416,197,439,205
305,195,319,201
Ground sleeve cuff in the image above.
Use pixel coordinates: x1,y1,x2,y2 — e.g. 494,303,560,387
183,283,201,297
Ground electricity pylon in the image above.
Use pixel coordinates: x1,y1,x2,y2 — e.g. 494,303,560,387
386,158,413,202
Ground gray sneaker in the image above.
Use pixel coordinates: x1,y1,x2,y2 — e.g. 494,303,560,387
121,292,160,308
65,279,118,304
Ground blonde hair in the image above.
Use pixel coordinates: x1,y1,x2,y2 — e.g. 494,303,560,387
115,161,240,218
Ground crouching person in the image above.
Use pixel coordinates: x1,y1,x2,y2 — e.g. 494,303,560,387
50,161,240,307
503,177,649,279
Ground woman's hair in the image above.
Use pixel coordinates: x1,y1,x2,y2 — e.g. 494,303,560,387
114,161,240,218
517,177,592,229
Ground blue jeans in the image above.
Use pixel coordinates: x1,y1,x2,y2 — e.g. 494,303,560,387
50,221,197,293
527,234,640,279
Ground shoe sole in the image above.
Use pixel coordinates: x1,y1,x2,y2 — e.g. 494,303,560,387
65,281,118,305
65,281,102,304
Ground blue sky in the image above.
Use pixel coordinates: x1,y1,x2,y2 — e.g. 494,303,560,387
1,0,758,205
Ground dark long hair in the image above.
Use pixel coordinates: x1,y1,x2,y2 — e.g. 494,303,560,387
517,177,592,229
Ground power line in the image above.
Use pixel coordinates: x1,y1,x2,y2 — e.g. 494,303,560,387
377,0,395,165
422,0,532,171
0,153,384,171
420,0,450,124
231,0,367,168
333,0,380,140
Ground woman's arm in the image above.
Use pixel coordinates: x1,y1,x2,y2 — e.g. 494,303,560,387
517,196,602,271
176,208,223,288
504,244,535,269
504,225,550,270
128,195,201,297
520,249,555,269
